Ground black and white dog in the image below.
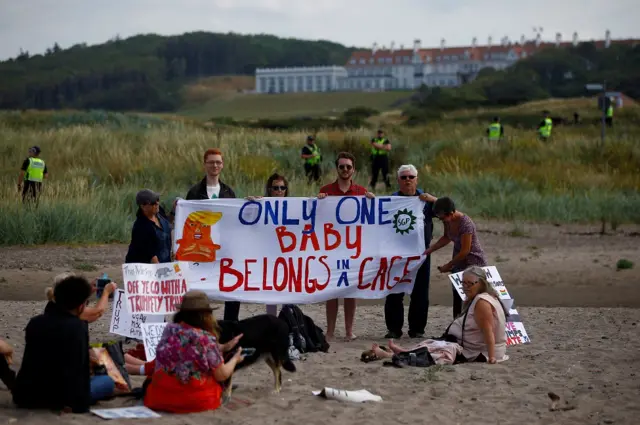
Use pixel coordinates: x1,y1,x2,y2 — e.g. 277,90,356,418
218,314,296,398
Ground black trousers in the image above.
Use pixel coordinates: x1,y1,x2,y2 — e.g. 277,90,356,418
384,255,431,335
0,355,15,391
370,156,391,188
605,117,613,128
304,164,321,183
22,181,42,204
224,301,241,322
451,265,465,318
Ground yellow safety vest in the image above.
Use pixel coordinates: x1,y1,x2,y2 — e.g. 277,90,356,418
539,118,552,137
305,144,320,166
607,106,613,117
371,138,389,156
488,123,502,140
26,157,45,182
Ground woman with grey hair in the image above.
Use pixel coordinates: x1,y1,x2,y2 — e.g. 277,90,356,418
369,266,508,364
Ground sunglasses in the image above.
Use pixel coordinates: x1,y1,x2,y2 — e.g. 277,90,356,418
400,175,416,180
338,164,353,170
271,186,287,191
462,280,479,287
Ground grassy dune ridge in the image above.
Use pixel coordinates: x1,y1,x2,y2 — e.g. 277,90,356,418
0,107,639,246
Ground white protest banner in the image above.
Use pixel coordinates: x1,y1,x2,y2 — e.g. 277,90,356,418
141,322,168,361
109,289,165,339
122,262,188,315
173,196,427,304
448,266,530,346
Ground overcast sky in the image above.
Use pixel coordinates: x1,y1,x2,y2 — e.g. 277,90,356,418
1,0,638,60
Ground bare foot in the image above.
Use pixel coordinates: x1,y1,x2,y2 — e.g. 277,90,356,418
345,333,357,342
326,333,334,342
371,344,392,359
388,339,404,354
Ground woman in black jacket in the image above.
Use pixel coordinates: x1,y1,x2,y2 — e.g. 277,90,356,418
125,189,172,264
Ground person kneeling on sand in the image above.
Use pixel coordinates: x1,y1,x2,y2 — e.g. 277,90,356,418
367,266,508,365
46,272,118,323
13,275,116,413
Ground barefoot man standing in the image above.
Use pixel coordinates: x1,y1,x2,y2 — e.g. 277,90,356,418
317,152,375,341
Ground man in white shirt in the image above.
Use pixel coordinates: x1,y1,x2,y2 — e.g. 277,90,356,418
185,148,238,320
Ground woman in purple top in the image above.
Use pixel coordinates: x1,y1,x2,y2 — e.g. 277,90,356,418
424,197,487,318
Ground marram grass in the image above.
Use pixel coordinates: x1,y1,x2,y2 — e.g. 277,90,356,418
1,114,639,246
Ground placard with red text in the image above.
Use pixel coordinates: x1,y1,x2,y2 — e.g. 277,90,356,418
122,262,188,315
173,196,427,304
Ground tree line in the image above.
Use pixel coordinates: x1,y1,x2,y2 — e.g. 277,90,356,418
0,32,355,111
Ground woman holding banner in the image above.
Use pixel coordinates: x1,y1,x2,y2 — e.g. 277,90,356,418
125,189,172,265
424,197,487,318
246,173,290,317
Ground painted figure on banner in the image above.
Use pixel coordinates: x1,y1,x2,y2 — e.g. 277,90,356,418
175,211,223,262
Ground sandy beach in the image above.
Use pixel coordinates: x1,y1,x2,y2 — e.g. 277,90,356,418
1,221,639,424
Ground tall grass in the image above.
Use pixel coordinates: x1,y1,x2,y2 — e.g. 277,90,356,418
1,110,639,246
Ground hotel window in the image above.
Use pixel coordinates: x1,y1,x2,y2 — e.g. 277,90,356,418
350,59,356,64
297,76,303,90
287,76,295,91
325,76,332,90
316,76,323,90
306,76,313,90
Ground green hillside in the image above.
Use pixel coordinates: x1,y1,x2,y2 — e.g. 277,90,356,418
0,32,357,112
180,90,412,120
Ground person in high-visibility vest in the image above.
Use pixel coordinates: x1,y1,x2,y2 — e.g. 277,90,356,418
606,99,614,128
370,129,392,190
537,111,553,141
301,135,322,184
18,146,48,204
486,116,504,141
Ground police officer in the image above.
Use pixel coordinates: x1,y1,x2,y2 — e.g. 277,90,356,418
486,116,504,141
538,111,553,141
18,146,48,203
606,98,614,128
369,129,392,190
301,135,322,184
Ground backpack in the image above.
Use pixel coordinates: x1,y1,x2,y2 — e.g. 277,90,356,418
383,346,436,368
303,314,330,353
279,304,321,353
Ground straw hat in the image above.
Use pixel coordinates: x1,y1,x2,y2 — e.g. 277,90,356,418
175,290,220,311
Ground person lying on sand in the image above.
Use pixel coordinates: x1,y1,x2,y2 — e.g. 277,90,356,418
365,266,508,365
46,272,118,323
0,338,16,391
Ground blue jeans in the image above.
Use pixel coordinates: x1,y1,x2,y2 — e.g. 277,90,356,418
90,375,115,404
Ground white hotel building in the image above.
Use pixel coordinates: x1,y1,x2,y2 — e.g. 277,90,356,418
255,30,634,94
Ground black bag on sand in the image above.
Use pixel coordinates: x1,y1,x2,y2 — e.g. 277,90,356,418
383,346,436,368
302,314,330,353
278,305,312,353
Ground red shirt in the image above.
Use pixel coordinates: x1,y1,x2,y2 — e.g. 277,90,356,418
320,180,367,196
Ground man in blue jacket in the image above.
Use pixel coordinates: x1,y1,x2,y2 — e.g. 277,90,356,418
384,164,437,339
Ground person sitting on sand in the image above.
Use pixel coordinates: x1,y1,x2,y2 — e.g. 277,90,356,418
143,290,245,413
12,275,116,413
45,272,118,323
0,338,15,391
368,266,508,364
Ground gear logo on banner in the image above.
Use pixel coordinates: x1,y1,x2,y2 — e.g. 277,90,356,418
392,208,417,235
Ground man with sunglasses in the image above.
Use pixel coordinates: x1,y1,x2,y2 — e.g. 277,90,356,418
384,164,437,339
317,152,375,342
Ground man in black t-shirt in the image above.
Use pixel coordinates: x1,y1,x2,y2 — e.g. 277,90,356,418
301,135,322,184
